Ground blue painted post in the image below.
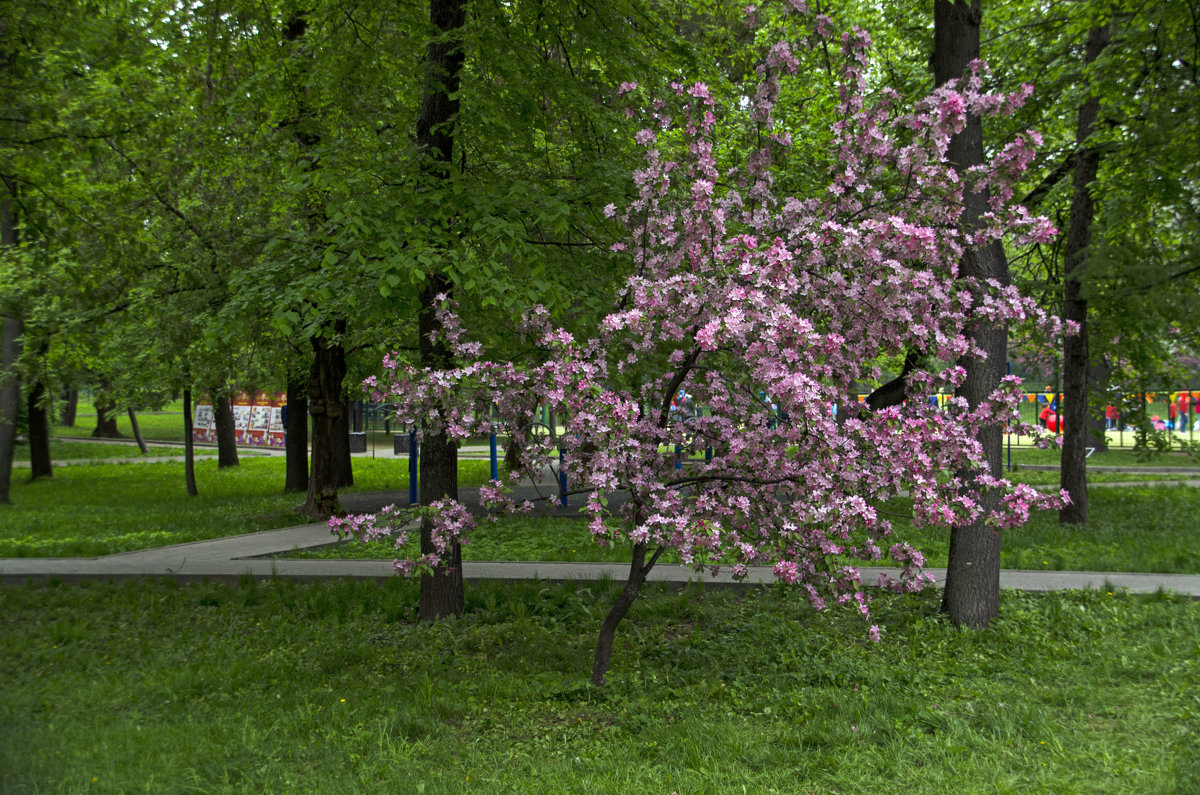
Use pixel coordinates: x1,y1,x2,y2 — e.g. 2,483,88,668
1006,362,1012,472
489,430,498,482
559,447,568,507
675,443,682,471
408,427,418,505
705,446,713,462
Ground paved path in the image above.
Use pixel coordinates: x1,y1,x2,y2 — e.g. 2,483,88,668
3,512,1198,597
5,442,1198,597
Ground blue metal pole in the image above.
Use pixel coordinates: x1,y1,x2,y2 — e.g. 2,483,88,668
489,431,498,481
705,446,713,462
409,427,418,505
675,443,682,471
559,447,568,508
1006,362,1012,472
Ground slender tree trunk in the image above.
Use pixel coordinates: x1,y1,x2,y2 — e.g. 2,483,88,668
213,393,239,468
183,387,198,497
413,0,469,620
0,185,21,503
92,397,122,438
27,380,52,479
303,324,347,519
934,0,1008,629
336,396,353,488
591,541,660,686
1060,23,1110,526
284,375,309,493
1087,358,1111,452
126,408,149,454
60,389,78,426
0,313,21,504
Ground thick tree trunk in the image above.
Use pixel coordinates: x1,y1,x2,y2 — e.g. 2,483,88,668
183,387,198,497
284,375,309,493
934,0,1007,629
413,0,469,621
213,393,239,468
1059,24,1110,527
92,398,122,438
0,313,21,504
60,389,78,426
127,408,149,454
417,275,465,620
27,381,52,479
303,325,347,519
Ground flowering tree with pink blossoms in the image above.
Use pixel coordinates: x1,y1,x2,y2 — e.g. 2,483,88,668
334,1,1068,686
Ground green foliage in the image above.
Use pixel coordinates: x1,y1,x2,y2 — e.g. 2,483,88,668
0,580,1196,792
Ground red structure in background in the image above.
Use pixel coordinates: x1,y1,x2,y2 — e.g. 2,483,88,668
193,391,286,447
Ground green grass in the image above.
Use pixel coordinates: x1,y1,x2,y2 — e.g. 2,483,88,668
1007,447,1200,468
890,486,1200,574
12,440,219,462
301,484,1200,575
0,579,1195,793
0,457,498,558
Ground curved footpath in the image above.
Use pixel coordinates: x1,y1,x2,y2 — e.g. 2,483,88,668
4,441,1199,597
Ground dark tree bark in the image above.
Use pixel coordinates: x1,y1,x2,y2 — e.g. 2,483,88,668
336,396,353,488
0,184,21,503
60,389,78,427
303,324,347,519
591,539,670,686
27,381,52,479
417,273,465,621
92,397,122,438
1086,358,1111,452
413,0,469,621
284,375,309,493
934,0,1008,629
126,408,150,455
1060,24,1110,526
183,387,198,497
213,393,239,468
0,314,21,504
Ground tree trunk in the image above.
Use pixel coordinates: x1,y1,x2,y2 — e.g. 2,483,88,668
284,375,309,493
934,0,1007,629
92,396,122,438
1087,358,1111,452
303,324,346,519
213,393,239,468
413,0,469,621
0,184,20,503
0,313,21,504
1059,23,1110,527
417,275,465,621
336,395,353,488
60,389,78,427
183,387,198,497
27,381,52,479
591,542,661,686
126,408,149,454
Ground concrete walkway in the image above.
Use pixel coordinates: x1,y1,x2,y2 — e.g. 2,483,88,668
3,512,1198,597
4,440,1198,597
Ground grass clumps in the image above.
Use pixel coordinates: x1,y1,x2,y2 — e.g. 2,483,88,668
0,579,1196,792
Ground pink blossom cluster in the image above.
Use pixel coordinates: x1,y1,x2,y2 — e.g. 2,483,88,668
338,1,1068,625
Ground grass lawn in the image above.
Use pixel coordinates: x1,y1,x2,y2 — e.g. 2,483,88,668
301,483,1200,575
0,579,1195,793
0,457,497,558
12,440,220,462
